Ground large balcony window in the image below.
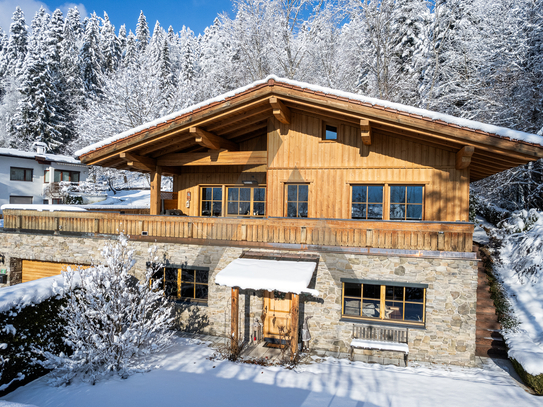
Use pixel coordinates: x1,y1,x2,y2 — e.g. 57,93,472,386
227,187,266,217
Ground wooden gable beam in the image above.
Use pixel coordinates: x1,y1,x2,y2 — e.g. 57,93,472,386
269,97,291,125
360,119,372,145
456,146,475,170
190,127,239,151
157,151,267,166
119,152,156,172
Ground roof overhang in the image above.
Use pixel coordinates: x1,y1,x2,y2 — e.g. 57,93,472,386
76,76,543,182
215,258,319,296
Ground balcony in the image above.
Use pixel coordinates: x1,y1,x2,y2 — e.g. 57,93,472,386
1,209,475,257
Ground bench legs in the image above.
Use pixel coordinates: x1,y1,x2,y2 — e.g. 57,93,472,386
404,353,408,367
350,347,408,367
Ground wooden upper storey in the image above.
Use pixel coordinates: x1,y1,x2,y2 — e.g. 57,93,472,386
77,77,543,182
75,78,543,224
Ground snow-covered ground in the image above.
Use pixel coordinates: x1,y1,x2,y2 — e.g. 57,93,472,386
82,190,150,210
1,337,540,407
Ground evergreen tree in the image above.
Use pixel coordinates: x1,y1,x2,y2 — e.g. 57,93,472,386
118,24,127,56
79,13,104,97
101,12,122,73
5,7,28,78
123,30,137,67
10,46,68,152
65,7,83,40
136,11,150,53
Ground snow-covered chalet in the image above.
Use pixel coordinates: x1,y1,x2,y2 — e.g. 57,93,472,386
2,77,543,366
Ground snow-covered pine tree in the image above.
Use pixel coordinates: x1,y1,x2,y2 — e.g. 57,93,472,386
136,11,150,53
41,235,174,385
118,24,127,57
65,6,83,40
30,6,49,48
10,45,67,152
79,13,104,97
100,12,122,73
4,7,28,78
123,30,138,67
390,0,429,106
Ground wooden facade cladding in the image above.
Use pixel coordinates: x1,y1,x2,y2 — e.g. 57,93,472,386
2,210,474,254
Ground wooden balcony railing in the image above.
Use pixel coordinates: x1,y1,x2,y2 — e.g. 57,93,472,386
1,209,474,254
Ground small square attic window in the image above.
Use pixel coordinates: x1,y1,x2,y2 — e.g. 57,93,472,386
324,124,338,140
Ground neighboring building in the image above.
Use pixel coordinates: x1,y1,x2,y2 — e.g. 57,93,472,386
2,77,543,366
0,143,89,213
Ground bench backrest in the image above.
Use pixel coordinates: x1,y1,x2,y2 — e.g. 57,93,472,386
353,324,408,344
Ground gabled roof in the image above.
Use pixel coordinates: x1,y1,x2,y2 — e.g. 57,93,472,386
75,75,543,181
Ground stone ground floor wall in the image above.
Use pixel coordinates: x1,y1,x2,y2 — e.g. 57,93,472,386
0,231,478,366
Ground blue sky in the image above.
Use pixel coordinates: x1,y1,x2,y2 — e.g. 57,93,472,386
0,0,235,36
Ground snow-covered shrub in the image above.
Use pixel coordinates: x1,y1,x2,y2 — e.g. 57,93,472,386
495,211,543,284
0,295,69,395
42,235,174,385
496,209,542,235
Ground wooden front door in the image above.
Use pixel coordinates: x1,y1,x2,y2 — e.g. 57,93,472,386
263,291,292,342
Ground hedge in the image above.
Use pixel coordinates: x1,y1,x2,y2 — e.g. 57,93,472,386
0,295,70,396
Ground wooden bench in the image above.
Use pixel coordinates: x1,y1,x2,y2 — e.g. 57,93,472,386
350,324,409,366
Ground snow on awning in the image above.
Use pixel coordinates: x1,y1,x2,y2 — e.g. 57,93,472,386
215,258,319,296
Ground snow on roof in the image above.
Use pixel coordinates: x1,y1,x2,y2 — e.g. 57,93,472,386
0,204,88,212
215,258,319,296
0,147,84,165
75,75,543,158
82,190,150,209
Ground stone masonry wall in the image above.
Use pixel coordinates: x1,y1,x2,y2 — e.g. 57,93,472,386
0,231,477,366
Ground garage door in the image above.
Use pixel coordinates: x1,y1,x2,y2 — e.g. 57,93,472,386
22,260,87,283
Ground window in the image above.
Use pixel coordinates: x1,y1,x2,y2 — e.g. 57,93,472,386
9,196,33,204
352,185,383,220
390,185,423,220
152,266,209,303
44,170,50,183
10,167,33,181
342,281,426,325
201,187,222,217
52,198,63,205
323,124,338,140
286,184,308,218
227,187,266,216
53,170,80,183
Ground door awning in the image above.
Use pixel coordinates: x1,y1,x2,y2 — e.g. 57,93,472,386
215,258,319,296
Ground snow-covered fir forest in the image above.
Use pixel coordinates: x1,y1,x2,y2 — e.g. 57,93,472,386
0,0,542,156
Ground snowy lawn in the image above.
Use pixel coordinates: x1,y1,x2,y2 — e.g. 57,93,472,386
1,337,540,407
82,190,150,209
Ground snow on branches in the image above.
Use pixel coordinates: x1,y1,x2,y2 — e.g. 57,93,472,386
41,234,174,386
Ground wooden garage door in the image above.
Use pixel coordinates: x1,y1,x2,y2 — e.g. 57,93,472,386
22,260,85,283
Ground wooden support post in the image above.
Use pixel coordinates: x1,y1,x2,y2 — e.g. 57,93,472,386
437,231,445,251
300,227,307,244
94,219,100,234
366,229,373,247
290,293,299,360
150,166,162,215
456,146,475,170
231,287,239,355
53,217,60,234
241,224,247,241
16,215,22,231
360,119,372,145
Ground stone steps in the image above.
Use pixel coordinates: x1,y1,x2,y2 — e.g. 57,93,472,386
474,244,508,359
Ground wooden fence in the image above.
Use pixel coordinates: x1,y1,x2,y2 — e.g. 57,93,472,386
2,209,474,253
